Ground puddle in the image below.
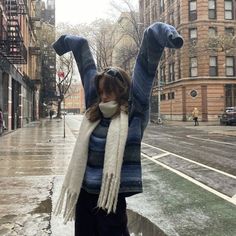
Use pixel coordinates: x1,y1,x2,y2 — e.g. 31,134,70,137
32,198,52,214
127,209,166,236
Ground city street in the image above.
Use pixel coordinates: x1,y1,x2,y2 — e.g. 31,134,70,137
0,115,236,235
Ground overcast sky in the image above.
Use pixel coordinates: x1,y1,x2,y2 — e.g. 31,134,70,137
55,0,137,25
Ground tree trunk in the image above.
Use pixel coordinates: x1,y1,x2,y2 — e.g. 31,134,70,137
57,100,62,118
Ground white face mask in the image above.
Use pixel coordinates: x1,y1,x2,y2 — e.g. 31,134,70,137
99,101,118,118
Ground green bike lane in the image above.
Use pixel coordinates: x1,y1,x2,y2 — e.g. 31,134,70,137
127,156,236,236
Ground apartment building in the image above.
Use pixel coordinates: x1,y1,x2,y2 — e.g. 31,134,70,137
64,83,85,114
0,0,41,131
140,0,236,121
35,0,56,117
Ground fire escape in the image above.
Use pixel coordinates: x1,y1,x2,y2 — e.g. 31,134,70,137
0,0,27,64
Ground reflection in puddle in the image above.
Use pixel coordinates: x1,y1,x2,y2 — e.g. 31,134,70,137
32,198,52,214
128,209,166,236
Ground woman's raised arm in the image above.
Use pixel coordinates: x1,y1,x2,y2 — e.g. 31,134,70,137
130,22,183,126
53,35,97,108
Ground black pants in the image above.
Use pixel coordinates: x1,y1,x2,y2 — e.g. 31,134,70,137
193,117,199,126
75,189,130,236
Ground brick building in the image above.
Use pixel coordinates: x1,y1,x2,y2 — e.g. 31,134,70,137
139,0,236,121
36,0,56,117
64,83,85,114
0,0,41,131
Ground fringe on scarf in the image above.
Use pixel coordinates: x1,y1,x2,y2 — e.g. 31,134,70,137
54,186,79,224
97,173,120,214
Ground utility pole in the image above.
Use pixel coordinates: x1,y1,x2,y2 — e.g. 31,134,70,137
63,98,66,138
157,65,162,124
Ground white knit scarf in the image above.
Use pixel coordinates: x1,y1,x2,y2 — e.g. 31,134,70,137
54,102,128,224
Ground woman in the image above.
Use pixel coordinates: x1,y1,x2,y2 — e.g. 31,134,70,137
53,22,183,236
192,107,199,126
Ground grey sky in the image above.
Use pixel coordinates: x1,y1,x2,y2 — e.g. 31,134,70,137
56,0,138,25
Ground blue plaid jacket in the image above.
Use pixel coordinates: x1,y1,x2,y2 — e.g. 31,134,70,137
53,22,183,196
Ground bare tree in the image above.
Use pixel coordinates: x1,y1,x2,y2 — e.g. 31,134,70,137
56,20,123,71
111,0,142,46
110,0,141,74
186,32,236,57
208,34,236,54
56,53,74,118
89,19,117,69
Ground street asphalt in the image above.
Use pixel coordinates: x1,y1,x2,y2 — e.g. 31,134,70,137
0,116,235,236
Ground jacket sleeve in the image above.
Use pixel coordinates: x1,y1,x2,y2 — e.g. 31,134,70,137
52,35,97,108
130,22,183,129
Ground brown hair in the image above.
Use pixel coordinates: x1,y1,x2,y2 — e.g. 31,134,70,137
87,67,131,122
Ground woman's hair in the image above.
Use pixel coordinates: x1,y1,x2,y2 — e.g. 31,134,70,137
87,67,131,122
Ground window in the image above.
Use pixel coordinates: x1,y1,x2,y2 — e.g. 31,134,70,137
208,27,217,37
168,92,175,100
160,0,165,14
161,94,166,101
225,84,236,107
225,27,235,36
190,57,198,77
178,58,181,80
177,5,181,25
160,66,166,85
189,28,197,40
225,0,233,20
145,12,150,26
168,63,175,82
226,57,235,76
151,4,157,20
190,90,198,98
209,56,218,76
168,0,174,6
208,0,216,19
145,0,150,7
189,0,197,21
169,11,174,25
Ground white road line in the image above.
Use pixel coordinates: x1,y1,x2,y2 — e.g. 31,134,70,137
179,141,195,146
142,142,236,180
152,153,170,159
142,153,236,205
232,195,236,204
186,135,236,146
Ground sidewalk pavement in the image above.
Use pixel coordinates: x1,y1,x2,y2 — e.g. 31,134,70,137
0,118,236,236
160,120,236,137
0,119,74,236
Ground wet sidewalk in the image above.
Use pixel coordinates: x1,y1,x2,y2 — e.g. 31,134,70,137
0,118,236,235
0,119,74,235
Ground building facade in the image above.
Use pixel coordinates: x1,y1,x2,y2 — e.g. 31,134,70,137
35,0,56,117
140,0,236,121
0,0,41,131
64,83,85,114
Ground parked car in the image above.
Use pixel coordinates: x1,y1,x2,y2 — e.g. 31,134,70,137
220,107,236,125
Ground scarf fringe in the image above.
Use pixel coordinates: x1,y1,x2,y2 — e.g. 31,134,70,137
98,173,120,214
54,186,79,224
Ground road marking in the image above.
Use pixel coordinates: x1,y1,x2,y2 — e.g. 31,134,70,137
152,153,170,159
142,152,236,205
142,142,236,180
232,194,236,204
186,135,236,146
